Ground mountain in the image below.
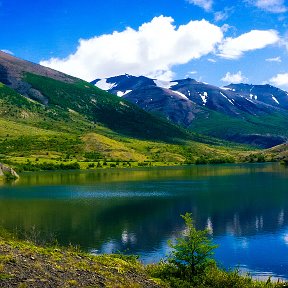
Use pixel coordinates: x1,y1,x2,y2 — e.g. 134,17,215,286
93,75,288,148
0,51,246,171
0,51,193,142
226,83,288,110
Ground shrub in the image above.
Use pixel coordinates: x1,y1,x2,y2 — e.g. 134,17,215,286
168,213,218,281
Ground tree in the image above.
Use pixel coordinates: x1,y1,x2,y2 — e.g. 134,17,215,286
168,213,218,281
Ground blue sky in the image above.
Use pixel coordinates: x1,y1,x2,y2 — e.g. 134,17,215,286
1,0,288,88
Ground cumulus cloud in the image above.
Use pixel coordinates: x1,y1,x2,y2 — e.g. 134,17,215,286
269,73,288,88
247,0,287,13
265,56,282,62
218,29,279,59
40,16,223,81
186,0,213,11
221,71,248,83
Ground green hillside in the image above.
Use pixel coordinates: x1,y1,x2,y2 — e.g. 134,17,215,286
0,52,262,172
190,108,288,148
24,73,193,142
0,75,253,171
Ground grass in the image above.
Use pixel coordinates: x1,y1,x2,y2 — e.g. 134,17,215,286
0,129,257,173
147,262,288,288
0,228,287,287
0,96,259,173
0,230,159,288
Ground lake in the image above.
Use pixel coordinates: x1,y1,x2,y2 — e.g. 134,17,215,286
0,163,288,280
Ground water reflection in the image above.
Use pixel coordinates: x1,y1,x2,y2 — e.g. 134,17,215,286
0,163,288,278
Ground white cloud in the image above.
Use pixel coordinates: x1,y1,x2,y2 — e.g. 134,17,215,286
186,0,213,11
218,29,279,59
220,24,230,33
269,73,288,88
214,11,229,22
221,71,248,83
40,16,223,81
247,0,287,13
214,7,233,22
208,58,217,63
266,56,282,62
185,71,198,78
1,49,14,55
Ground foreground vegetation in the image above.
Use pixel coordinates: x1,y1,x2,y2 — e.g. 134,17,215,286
0,215,287,287
0,229,159,288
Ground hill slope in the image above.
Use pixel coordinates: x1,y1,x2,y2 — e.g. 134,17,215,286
0,51,251,170
0,51,193,143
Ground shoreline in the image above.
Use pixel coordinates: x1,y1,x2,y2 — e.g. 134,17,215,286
0,233,287,287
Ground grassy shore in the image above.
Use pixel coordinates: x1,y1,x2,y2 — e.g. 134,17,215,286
0,230,287,288
0,230,160,288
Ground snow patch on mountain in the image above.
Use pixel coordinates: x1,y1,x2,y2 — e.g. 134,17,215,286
245,98,254,103
250,94,258,100
117,90,132,97
154,80,178,89
96,79,116,90
199,92,208,105
220,92,234,105
173,91,189,100
221,87,235,91
272,96,280,104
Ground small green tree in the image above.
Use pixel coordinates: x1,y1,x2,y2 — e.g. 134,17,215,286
168,213,218,281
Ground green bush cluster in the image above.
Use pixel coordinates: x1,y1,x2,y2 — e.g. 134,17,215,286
195,155,235,164
244,153,266,163
18,161,80,172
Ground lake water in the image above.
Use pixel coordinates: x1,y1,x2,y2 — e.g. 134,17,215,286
0,163,288,280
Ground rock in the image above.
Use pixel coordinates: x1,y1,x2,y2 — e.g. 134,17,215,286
0,163,19,179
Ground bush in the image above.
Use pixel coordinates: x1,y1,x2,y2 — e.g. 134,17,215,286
18,161,80,171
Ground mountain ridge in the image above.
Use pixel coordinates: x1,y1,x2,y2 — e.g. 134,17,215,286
93,74,288,148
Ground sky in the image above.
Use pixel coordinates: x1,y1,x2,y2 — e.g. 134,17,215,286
1,0,288,88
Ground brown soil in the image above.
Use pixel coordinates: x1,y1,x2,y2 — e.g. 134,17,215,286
0,239,161,288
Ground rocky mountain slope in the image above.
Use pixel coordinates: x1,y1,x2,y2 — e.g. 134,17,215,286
93,75,288,147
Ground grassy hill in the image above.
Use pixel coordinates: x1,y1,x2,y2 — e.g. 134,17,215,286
0,52,261,172
0,79,251,171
